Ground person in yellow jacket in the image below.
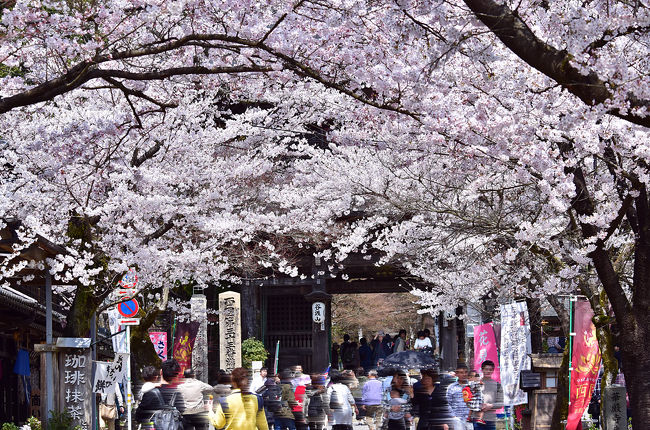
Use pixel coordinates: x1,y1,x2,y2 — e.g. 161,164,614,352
210,367,269,430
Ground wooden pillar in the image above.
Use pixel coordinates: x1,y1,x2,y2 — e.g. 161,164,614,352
305,256,331,373
240,280,259,340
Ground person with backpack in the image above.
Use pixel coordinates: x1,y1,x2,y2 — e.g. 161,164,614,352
209,367,269,430
304,374,330,430
272,369,298,430
326,370,357,430
135,358,186,430
259,374,282,429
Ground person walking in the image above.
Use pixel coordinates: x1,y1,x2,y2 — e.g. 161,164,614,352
359,338,373,372
178,368,214,430
411,369,453,430
327,370,358,430
251,368,268,394
445,364,473,430
273,369,298,430
361,370,383,430
332,343,341,370
471,361,503,430
304,374,330,430
99,382,123,430
393,330,407,354
371,331,391,368
138,366,162,401
291,366,309,430
341,335,356,370
135,359,186,425
209,367,268,430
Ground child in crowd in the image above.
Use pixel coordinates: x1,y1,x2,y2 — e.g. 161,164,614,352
464,370,485,425
386,389,411,430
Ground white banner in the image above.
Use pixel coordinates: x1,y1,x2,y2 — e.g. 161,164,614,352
499,301,532,406
93,353,128,394
108,308,128,353
92,361,113,394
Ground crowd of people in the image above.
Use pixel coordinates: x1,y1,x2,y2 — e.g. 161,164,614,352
333,330,435,372
130,356,502,430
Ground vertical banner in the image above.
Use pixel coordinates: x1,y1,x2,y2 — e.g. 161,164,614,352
108,308,128,353
219,291,242,372
149,332,168,361
500,302,532,406
173,322,200,373
567,300,601,430
473,323,500,382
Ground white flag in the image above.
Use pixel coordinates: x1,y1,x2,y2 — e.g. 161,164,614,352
499,301,532,406
92,361,114,394
108,308,128,353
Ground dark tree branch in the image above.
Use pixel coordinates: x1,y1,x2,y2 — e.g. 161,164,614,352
142,215,182,245
131,140,164,167
0,63,273,114
560,151,632,320
463,0,650,128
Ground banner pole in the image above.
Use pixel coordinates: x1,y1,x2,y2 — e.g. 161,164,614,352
567,295,576,409
274,340,280,375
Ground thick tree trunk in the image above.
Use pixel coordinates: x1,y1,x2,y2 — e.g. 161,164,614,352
63,284,100,337
526,298,543,353
619,315,650,429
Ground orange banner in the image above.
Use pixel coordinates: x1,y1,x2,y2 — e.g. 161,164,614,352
566,299,601,430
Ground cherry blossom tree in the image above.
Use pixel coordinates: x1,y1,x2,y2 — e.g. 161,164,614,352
1,0,650,426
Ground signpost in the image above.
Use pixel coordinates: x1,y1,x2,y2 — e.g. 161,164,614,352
118,299,139,318
115,270,139,430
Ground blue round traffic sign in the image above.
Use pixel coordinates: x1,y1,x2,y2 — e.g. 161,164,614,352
118,299,139,318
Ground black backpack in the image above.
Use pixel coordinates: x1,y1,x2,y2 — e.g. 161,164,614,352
263,384,283,413
152,389,183,430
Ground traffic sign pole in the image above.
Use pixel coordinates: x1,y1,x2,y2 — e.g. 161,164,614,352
127,325,132,430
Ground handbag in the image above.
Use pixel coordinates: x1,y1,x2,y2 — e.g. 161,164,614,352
100,402,117,420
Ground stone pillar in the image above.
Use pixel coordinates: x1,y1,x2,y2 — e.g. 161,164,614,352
219,291,242,372
602,384,627,430
191,293,208,382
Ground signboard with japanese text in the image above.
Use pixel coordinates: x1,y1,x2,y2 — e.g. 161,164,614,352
312,302,325,323
473,323,501,382
500,301,532,405
58,347,91,430
93,353,128,394
149,331,168,360
173,322,200,373
603,385,627,430
567,299,601,430
218,291,241,372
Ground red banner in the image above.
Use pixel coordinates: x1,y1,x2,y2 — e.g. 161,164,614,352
172,321,199,373
566,300,601,430
473,323,501,382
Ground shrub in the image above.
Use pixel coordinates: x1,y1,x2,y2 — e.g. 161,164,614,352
242,337,269,368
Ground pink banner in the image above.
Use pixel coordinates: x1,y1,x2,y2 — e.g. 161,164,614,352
566,300,601,430
149,331,168,361
474,323,500,382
